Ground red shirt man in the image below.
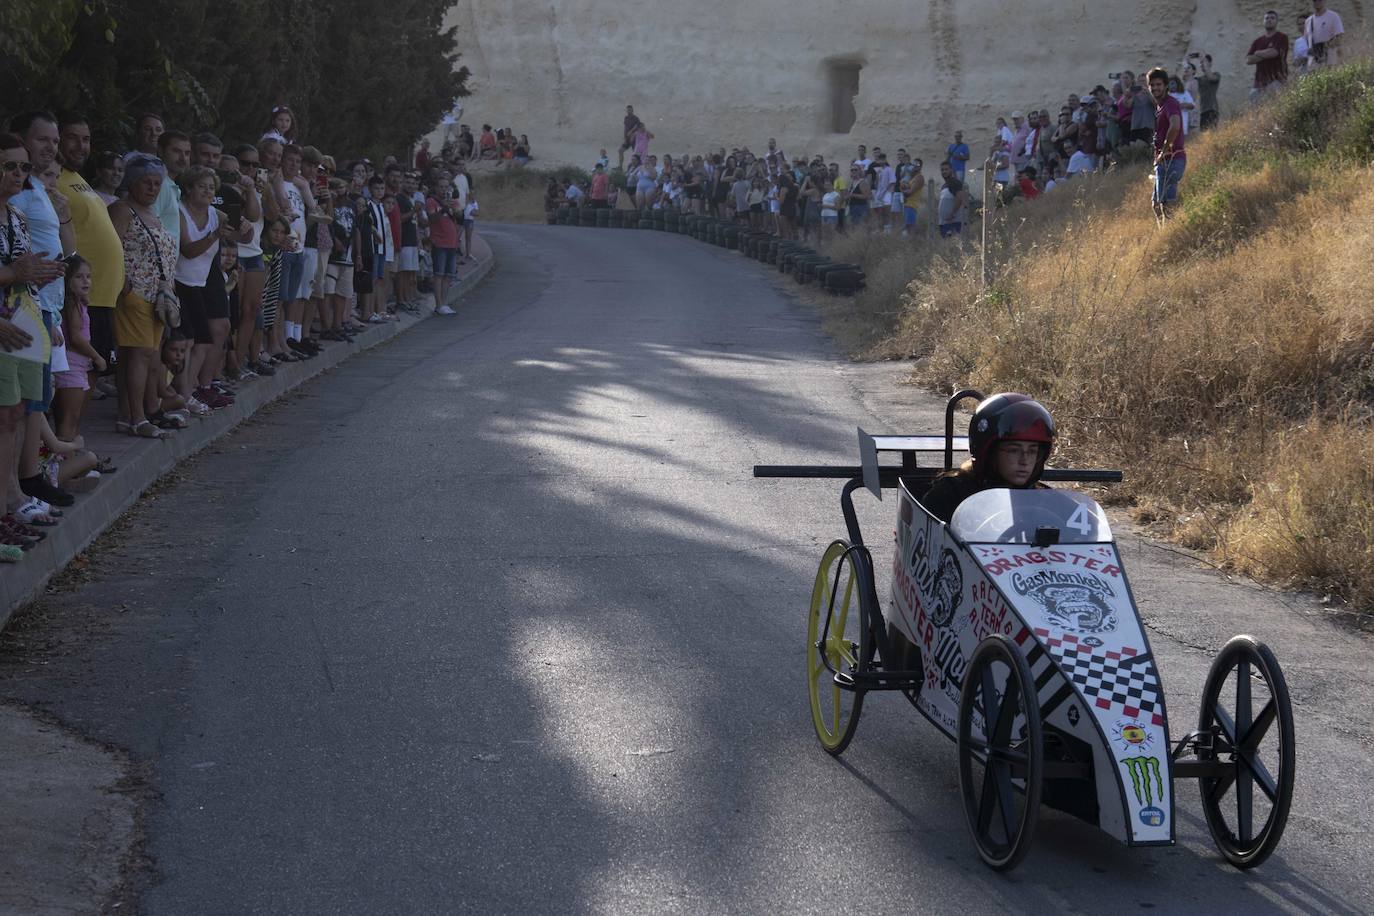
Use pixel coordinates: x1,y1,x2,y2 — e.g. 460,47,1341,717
1247,11,1289,89
1153,93,1186,163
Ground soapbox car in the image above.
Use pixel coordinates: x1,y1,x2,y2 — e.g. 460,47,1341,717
754,391,1295,871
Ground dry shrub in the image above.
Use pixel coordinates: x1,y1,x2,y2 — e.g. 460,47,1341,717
1226,419,1374,608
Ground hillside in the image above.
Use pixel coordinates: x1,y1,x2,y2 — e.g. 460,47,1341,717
872,60,1374,619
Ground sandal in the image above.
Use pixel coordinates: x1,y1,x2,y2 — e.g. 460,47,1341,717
94,456,118,474
148,411,185,430
115,419,133,436
16,499,58,527
131,419,167,439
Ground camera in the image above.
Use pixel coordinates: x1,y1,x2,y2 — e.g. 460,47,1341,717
1108,72,1121,80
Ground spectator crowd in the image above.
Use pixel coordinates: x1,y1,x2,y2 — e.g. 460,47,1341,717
548,6,1342,240
0,101,492,565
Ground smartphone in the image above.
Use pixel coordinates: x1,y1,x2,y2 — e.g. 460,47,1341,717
256,168,269,182
315,174,328,194
222,201,243,229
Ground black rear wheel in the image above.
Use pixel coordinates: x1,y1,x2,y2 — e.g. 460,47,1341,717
1198,635,1295,868
958,635,1043,870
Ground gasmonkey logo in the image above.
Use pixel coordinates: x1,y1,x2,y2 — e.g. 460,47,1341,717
909,528,964,628
1012,569,1118,634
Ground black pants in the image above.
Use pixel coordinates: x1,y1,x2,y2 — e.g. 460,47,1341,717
88,305,115,368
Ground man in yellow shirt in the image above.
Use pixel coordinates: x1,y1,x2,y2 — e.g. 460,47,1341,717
58,113,124,368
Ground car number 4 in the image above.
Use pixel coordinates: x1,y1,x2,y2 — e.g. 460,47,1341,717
1067,504,1093,536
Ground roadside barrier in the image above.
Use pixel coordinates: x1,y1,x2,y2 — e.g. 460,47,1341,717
547,206,867,295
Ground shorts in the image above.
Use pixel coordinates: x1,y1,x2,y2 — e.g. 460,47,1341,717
939,222,963,237
821,214,838,225
0,354,42,408
750,203,763,214
398,246,419,272
239,253,265,272
24,311,55,413
292,249,313,299
114,289,163,350
463,218,474,229
371,254,386,280
175,282,215,345
53,365,89,391
904,206,918,226
323,263,356,298
281,250,306,302
204,286,230,322
88,306,115,366
432,246,458,279
1153,158,1186,204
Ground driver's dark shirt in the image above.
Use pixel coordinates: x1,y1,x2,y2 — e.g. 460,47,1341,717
920,472,1048,524
920,473,988,524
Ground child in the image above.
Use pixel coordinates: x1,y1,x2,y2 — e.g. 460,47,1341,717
259,217,300,365
53,256,106,442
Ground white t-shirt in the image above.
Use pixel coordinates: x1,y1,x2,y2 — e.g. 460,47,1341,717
280,180,306,242
452,173,470,210
820,191,840,216
1294,34,1310,66
1067,150,1094,176
174,204,220,287
853,157,872,170
1305,10,1344,65
998,125,1014,145
566,184,583,202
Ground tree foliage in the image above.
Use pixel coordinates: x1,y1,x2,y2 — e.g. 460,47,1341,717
0,0,469,160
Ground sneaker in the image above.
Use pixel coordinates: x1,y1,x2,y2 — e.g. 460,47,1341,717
435,305,456,316
249,361,276,377
19,475,74,508
238,366,259,379
185,397,212,417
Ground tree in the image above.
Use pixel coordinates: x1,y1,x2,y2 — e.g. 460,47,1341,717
0,0,469,161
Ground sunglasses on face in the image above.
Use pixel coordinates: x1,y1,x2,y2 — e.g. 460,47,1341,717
1,161,33,175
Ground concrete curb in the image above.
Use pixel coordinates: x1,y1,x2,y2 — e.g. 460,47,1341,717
0,243,496,629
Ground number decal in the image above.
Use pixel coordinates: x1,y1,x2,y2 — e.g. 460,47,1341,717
1067,503,1094,536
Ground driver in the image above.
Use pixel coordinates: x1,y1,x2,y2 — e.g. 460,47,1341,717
921,393,1056,523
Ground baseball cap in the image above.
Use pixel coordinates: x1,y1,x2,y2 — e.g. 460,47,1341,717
1010,110,1024,119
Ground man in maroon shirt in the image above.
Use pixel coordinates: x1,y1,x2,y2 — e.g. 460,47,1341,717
1246,10,1289,100
1149,67,1185,222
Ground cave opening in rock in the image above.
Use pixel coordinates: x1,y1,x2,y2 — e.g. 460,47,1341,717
826,61,861,134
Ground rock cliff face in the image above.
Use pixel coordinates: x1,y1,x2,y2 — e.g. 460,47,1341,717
441,0,1360,166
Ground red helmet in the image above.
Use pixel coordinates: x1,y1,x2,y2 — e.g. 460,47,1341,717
968,393,1056,483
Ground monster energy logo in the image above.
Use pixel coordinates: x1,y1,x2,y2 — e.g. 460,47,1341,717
1122,756,1164,807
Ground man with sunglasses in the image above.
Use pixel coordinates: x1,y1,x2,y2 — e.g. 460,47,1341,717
57,113,123,371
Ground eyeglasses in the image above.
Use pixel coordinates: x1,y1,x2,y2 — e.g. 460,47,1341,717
1,161,33,175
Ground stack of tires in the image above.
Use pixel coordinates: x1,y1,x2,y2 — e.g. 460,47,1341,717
549,207,866,295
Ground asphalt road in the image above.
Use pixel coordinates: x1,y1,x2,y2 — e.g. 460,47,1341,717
1,225,1370,914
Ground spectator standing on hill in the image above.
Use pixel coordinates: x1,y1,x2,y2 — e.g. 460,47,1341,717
946,131,969,181
1149,67,1186,223
619,106,643,169
936,161,967,238
1008,112,1029,169
1303,0,1343,69
1197,55,1222,127
590,163,610,208
57,113,123,375
1129,80,1155,145
1247,11,1289,99
1292,14,1311,71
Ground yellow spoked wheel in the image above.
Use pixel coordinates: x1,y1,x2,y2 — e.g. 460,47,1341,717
807,540,874,755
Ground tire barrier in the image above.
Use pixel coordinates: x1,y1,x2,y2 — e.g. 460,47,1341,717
547,206,867,295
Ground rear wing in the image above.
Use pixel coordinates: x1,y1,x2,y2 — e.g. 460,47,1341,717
752,390,1122,498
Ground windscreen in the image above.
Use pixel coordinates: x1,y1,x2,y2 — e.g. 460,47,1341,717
949,488,1112,544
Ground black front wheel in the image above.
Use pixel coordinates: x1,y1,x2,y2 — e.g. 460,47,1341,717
958,635,1043,871
1198,635,1295,869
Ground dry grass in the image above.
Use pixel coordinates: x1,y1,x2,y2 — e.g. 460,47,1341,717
471,165,592,224
848,59,1374,614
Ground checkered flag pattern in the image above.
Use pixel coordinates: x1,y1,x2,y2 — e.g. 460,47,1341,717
1033,628,1164,726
